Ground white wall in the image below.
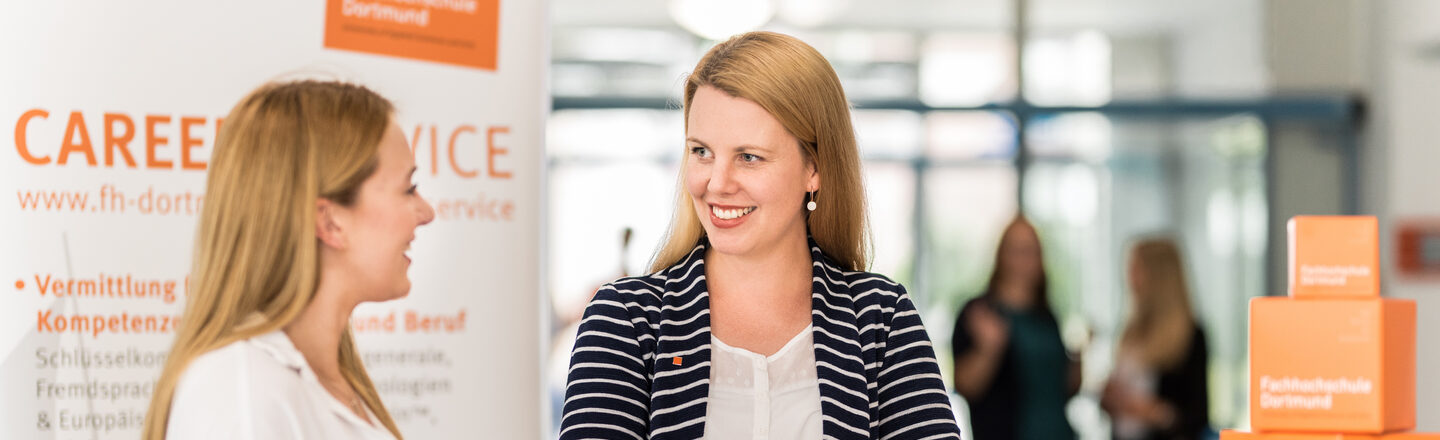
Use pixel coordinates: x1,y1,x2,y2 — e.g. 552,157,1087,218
1369,0,1440,430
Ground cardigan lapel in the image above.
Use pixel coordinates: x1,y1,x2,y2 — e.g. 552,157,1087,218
808,241,874,439
648,239,874,439
648,242,713,439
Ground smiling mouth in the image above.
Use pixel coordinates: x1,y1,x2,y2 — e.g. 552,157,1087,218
711,205,756,220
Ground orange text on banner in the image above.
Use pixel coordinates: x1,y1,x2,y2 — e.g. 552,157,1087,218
408,123,512,179
352,309,467,333
14,109,219,171
36,310,183,338
323,0,500,70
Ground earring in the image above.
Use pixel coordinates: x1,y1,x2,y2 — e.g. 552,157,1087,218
806,191,817,211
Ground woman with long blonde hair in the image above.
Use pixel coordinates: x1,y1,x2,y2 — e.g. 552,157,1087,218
142,80,434,439
560,32,960,439
1102,238,1210,440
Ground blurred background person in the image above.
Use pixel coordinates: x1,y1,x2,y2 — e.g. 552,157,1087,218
952,215,1080,440
1102,238,1210,440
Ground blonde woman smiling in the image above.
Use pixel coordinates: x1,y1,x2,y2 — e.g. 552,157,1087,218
561,32,961,440
143,81,434,439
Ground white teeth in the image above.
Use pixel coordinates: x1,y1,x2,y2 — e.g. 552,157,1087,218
711,206,755,220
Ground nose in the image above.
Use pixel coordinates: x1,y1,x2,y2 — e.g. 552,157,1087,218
417,196,436,226
706,159,738,195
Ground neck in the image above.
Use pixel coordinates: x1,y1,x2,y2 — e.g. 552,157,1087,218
284,279,357,380
706,231,812,301
994,278,1037,310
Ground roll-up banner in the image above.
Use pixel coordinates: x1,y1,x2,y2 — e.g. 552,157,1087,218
0,1,545,438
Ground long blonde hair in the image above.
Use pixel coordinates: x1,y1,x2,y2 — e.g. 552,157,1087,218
143,80,403,439
651,31,869,272
1119,238,1197,371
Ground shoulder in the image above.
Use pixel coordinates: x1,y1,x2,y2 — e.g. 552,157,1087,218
167,336,308,436
592,251,706,308
836,270,925,336
959,295,988,310
588,273,668,318
577,271,677,343
175,337,307,400
841,270,908,308
1191,323,1209,351
173,335,308,403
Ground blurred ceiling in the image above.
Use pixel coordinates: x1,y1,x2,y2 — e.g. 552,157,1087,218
551,0,1253,34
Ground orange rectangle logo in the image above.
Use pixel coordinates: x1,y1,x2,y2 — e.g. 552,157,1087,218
324,0,500,70
1288,216,1380,298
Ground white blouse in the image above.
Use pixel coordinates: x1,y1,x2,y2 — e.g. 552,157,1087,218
166,330,397,440
1110,352,1159,440
704,325,823,440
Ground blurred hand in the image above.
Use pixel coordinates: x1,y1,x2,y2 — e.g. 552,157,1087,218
1103,381,1176,429
1100,379,1125,414
968,303,1009,353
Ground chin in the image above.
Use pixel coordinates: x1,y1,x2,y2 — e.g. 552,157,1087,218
704,231,755,257
391,284,412,301
370,285,410,303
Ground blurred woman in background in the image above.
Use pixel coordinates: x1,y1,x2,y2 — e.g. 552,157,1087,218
952,215,1080,439
1102,238,1209,440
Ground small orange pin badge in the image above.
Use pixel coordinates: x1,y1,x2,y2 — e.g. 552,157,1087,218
672,356,683,366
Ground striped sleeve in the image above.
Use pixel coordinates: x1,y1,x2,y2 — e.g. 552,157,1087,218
559,284,653,440
874,284,963,440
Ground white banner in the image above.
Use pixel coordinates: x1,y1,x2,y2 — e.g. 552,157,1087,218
0,1,545,438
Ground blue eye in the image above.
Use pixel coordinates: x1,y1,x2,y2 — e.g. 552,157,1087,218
740,153,761,162
691,146,711,159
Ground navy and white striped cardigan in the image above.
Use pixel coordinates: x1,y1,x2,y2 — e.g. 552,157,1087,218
561,239,962,439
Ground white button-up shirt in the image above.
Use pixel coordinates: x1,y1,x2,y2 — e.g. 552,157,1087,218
166,330,398,439
703,324,823,440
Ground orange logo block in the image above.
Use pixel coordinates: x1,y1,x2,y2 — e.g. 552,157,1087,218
1249,297,1415,433
1222,430,1440,439
1288,216,1380,298
324,0,500,70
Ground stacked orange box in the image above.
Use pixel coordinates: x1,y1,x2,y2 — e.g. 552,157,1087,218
1222,216,1425,439
1222,433,1440,440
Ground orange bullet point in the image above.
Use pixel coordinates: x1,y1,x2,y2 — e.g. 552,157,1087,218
14,280,23,290
672,357,682,366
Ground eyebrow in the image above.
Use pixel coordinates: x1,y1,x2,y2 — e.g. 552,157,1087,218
685,137,773,153
407,166,417,180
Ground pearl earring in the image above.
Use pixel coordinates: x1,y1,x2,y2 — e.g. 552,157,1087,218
806,191,817,211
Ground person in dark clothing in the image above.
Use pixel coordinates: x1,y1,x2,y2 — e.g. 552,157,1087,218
952,216,1080,440
1102,238,1210,440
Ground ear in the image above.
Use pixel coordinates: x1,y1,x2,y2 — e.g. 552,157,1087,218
804,160,820,193
315,198,347,250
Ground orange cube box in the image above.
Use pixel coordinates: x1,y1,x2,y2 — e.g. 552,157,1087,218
1222,430,1440,439
1249,297,1415,433
1288,216,1380,298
